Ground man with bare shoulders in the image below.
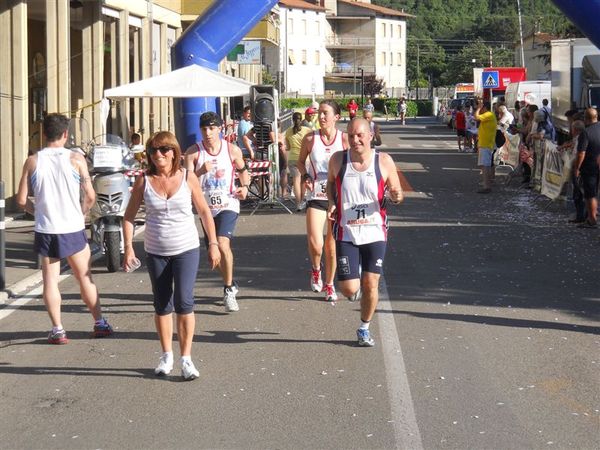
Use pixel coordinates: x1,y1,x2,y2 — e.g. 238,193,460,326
184,112,250,312
327,118,403,347
16,113,113,344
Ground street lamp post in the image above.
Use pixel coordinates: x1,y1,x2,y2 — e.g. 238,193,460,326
359,68,364,107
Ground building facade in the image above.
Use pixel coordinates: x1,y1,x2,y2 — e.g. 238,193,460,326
0,0,182,204
515,32,553,81
0,0,410,204
279,0,327,96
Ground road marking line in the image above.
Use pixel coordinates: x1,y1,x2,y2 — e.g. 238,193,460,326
0,275,69,321
0,225,146,322
378,276,424,450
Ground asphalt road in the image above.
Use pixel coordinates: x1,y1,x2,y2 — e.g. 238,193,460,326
0,118,598,450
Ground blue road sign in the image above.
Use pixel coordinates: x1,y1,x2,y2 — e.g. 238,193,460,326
482,71,499,89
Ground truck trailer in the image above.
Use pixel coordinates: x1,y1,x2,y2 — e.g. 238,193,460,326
551,38,600,139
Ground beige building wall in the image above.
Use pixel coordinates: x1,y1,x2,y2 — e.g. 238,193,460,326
0,0,182,207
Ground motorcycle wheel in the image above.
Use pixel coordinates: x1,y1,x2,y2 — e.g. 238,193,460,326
104,230,121,273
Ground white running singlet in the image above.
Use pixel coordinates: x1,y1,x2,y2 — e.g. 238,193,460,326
32,147,85,234
194,139,240,216
333,152,388,245
307,129,344,201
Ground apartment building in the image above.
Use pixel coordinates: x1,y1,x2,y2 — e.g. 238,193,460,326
323,0,411,97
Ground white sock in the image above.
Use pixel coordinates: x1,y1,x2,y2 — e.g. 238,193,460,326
180,355,191,364
52,326,64,334
162,351,174,362
359,320,370,330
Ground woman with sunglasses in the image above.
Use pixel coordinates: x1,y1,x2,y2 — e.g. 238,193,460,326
123,131,220,381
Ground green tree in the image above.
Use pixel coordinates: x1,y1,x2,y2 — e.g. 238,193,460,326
372,0,581,86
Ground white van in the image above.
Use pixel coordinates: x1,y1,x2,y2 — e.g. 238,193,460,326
505,81,551,114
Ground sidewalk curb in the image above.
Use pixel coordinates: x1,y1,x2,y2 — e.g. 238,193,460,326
0,224,146,306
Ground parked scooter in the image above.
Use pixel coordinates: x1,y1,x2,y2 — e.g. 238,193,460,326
87,135,138,272
66,120,141,272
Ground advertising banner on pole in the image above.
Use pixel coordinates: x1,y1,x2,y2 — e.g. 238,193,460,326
227,41,261,65
541,141,572,200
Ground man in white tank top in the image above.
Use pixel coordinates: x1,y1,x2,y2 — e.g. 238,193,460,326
184,112,250,313
16,113,112,344
326,118,403,347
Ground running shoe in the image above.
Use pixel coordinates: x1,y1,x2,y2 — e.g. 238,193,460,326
324,284,337,302
357,328,375,347
311,268,323,293
347,287,361,302
224,287,239,312
296,200,307,212
154,353,173,376
181,359,199,381
48,329,68,345
93,319,113,338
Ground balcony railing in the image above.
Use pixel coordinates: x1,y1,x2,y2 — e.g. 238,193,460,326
325,35,376,47
327,64,376,75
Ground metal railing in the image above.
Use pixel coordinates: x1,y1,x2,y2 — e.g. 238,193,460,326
328,64,376,75
325,35,376,47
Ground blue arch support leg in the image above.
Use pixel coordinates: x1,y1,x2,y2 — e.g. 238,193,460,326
172,0,278,149
551,1,600,49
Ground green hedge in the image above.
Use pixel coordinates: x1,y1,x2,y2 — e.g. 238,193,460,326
372,98,432,116
280,98,315,110
281,97,434,116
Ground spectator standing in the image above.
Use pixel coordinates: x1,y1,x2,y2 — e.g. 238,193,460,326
455,105,467,151
575,108,600,228
285,112,311,211
326,118,403,347
474,99,498,193
302,107,319,130
363,110,382,148
541,98,552,121
124,131,220,380
398,98,408,125
185,112,250,311
346,98,359,121
560,119,587,223
236,106,253,157
16,113,113,345
465,107,478,152
363,98,375,113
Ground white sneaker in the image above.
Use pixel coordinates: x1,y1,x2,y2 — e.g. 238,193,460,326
347,287,362,302
154,353,173,376
324,284,338,302
181,359,199,381
310,268,323,292
224,287,239,312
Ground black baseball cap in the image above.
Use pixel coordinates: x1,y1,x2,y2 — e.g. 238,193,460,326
199,111,222,128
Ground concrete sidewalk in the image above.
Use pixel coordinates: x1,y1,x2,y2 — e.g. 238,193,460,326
0,213,44,303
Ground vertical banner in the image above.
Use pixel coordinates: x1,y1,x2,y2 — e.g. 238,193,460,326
531,140,545,192
541,141,571,200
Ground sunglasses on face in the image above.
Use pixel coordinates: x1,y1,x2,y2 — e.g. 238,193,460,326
149,146,174,155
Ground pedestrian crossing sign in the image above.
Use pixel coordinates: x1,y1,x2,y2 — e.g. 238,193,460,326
482,71,499,89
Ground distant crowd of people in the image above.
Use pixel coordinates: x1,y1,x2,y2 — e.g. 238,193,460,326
450,95,600,227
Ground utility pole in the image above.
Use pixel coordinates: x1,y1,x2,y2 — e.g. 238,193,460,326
516,0,526,67
416,43,420,100
489,47,493,67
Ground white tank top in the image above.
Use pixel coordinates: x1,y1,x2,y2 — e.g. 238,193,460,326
333,152,387,245
195,139,240,216
143,170,200,256
307,129,345,201
32,147,85,234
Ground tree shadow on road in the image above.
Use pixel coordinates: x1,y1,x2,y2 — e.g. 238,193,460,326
378,309,600,336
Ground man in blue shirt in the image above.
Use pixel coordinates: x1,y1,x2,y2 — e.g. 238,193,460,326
236,106,253,158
